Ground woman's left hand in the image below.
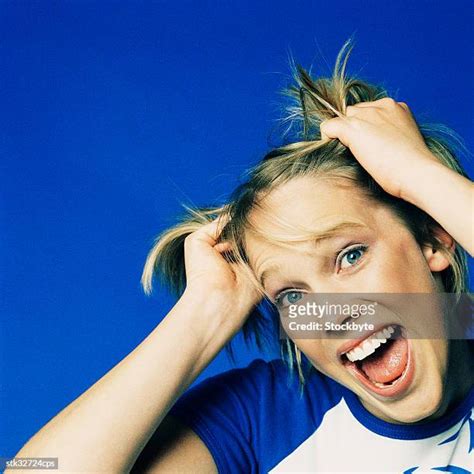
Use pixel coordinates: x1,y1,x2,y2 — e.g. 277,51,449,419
320,97,438,200
321,97,474,256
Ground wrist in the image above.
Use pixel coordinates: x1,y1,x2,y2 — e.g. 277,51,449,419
177,286,250,335
398,153,449,207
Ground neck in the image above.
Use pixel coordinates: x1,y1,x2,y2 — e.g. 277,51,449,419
433,338,474,419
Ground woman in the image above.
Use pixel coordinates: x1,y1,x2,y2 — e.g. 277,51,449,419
10,41,473,473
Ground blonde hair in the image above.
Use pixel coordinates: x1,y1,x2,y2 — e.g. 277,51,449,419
141,39,470,382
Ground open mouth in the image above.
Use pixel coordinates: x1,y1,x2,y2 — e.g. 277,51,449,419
339,325,414,398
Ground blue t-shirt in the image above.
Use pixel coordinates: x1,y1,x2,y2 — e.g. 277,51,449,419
169,359,474,473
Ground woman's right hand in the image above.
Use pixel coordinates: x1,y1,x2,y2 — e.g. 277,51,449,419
181,216,262,332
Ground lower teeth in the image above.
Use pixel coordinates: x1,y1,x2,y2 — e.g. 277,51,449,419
370,373,404,388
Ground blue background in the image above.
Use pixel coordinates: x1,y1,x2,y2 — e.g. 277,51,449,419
1,0,473,457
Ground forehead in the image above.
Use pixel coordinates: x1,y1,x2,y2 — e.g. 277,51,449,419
244,175,397,264
247,175,378,234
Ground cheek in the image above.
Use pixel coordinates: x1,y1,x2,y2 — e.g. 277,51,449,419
418,339,448,373
293,340,337,374
368,235,435,292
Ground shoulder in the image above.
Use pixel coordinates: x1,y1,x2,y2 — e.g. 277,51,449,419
213,357,343,397
219,359,345,470
185,358,345,425
242,358,344,415
170,358,345,474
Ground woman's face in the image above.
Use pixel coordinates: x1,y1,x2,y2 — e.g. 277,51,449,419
245,175,452,424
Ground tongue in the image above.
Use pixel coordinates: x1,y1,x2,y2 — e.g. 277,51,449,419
360,337,408,384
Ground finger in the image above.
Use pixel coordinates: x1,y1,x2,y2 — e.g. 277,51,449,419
214,211,233,241
346,101,380,109
188,215,229,246
209,211,232,235
320,117,351,145
229,261,263,299
347,97,400,110
397,101,410,112
345,103,378,117
214,241,232,253
372,98,411,112
369,98,411,115
372,97,398,108
320,120,330,140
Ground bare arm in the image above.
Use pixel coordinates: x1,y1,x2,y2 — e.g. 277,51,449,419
9,291,231,473
9,218,259,473
400,158,474,256
130,415,217,473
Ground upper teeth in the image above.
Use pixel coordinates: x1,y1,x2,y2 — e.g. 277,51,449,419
345,326,395,362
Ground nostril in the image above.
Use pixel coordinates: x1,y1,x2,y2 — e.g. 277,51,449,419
329,315,354,332
341,315,355,325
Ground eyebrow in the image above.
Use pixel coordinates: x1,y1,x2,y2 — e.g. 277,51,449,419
258,221,367,287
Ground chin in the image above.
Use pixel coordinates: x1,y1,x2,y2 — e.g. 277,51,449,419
380,375,445,424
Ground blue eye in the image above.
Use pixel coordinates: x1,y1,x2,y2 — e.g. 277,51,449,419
338,245,367,270
275,290,303,308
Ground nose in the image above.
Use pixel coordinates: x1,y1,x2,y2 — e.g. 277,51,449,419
303,292,369,331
